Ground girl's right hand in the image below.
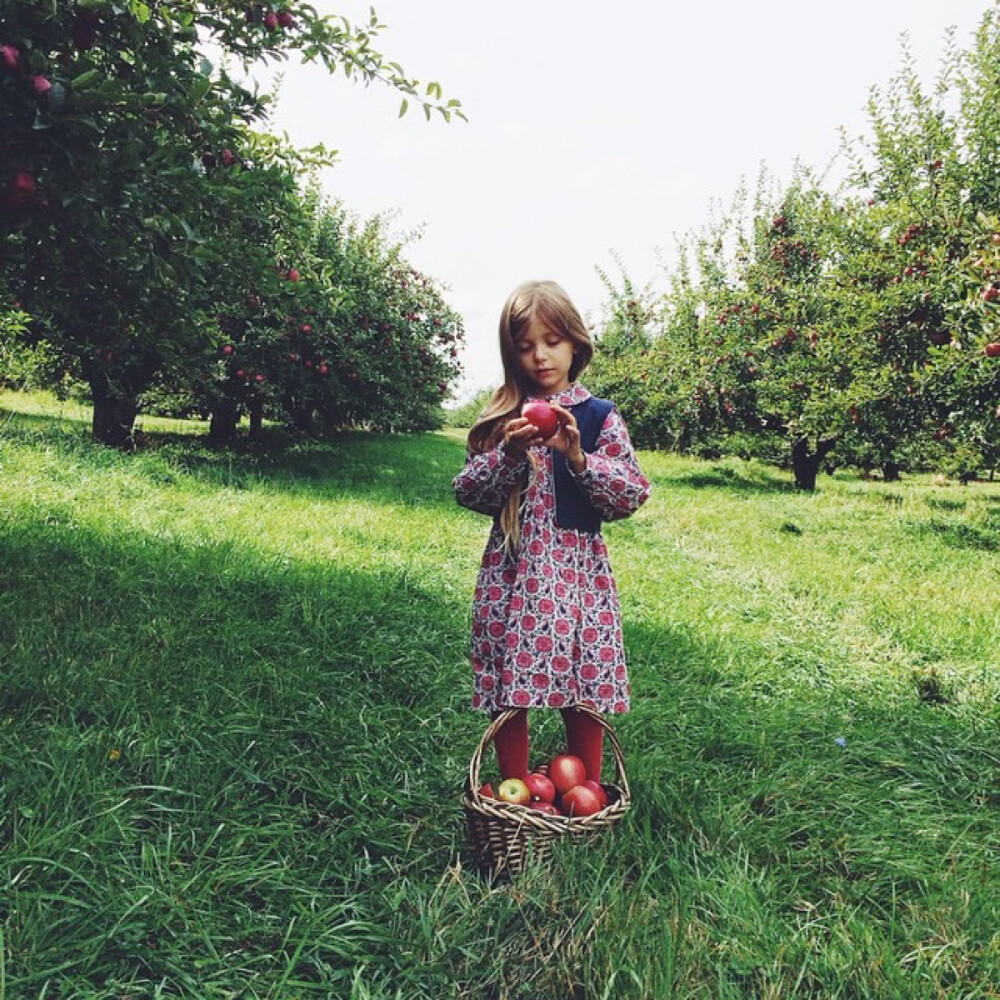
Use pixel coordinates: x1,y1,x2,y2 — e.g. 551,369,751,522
503,417,544,458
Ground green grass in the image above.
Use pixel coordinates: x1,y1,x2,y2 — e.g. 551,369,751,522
1,389,999,998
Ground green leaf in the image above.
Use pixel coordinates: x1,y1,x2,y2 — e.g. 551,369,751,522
398,98,408,118
191,76,211,102
71,69,101,90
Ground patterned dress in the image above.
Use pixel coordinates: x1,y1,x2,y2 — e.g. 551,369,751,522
453,382,652,714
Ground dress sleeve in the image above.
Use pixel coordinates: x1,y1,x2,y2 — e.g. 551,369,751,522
568,407,651,521
452,441,528,517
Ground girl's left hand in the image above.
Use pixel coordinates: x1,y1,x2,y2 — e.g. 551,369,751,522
544,404,585,472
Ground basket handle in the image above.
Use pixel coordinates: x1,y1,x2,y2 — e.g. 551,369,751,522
467,704,630,800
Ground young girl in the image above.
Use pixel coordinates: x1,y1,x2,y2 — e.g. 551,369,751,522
452,279,651,784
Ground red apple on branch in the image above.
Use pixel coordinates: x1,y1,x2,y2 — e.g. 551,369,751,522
985,342,1000,358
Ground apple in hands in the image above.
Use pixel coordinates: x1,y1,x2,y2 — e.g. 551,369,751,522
496,778,531,806
521,401,560,440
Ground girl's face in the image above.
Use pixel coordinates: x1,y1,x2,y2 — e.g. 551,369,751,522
513,316,576,396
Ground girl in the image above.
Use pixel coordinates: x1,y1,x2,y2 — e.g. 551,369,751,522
452,279,651,784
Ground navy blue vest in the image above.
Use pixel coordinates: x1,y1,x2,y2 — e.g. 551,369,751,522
551,396,614,533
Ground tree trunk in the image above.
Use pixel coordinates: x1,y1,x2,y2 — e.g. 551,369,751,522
90,373,138,450
248,398,264,442
791,435,837,491
882,461,901,482
321,407,343,434
208,399,240,447
287,398,313,433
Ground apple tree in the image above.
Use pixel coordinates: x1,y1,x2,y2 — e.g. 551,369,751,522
0,0,462,448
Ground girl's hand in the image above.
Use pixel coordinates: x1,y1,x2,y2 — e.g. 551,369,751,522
503,416,546,458
545,405,585,472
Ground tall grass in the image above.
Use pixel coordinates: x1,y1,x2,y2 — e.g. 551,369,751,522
1,390,998,998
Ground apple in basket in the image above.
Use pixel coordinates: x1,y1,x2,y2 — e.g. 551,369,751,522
561,784,604,817
496,778,531,806
478,783,494,799
582,779,608,809
529,801,560,816
524,772,556,804
548,754,588,795
522,400,560,440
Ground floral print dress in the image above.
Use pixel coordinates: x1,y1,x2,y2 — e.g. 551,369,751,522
453,382,652,714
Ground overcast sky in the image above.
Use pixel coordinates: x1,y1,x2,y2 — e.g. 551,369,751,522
245,1,992,401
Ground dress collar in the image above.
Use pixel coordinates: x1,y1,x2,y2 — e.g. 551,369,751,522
528,382,592,407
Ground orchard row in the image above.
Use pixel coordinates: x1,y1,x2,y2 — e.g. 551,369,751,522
589,9,1000,487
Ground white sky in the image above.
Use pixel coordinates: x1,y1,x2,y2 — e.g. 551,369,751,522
246,1,992,402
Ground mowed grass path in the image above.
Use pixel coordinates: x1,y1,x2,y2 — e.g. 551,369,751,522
1,390,999,999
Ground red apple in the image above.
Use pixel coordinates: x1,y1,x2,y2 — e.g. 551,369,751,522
985,342,1000,358
221,149,237,167
263,10,278,31
254,373,265,383
32,76,51,96
582,779,608,809
478,782,494,799
529,801,560,815
222,344,234,356
496,778,530,806
9,172,35,198
235,369,246,379
524,772,556,804
561,784,603,817
286,268,301,282
522,400,559,439
548,754,587,795
276,9,295,27
0,45,19,71
318,363,329,375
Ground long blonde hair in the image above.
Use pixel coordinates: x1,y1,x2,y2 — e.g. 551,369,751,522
467,280,594,556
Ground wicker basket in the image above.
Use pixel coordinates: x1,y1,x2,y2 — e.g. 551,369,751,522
462,706,631,878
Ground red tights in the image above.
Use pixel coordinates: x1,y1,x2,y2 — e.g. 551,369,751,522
492,707,604,783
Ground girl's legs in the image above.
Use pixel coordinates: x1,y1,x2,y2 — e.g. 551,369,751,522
561,707,604,782
492,708,529,780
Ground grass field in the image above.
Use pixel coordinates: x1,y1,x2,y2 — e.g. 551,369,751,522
2,389,999,999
